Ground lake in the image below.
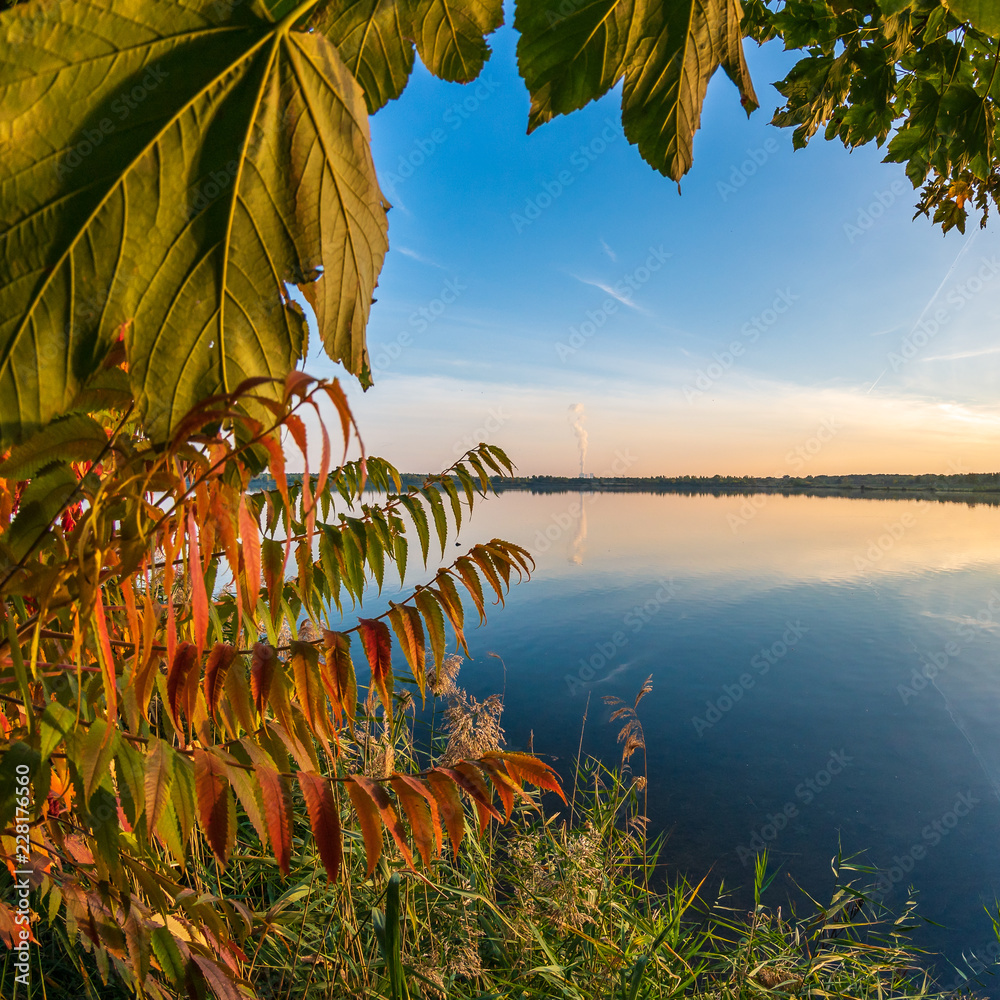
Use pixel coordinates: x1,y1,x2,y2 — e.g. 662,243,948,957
351,489,1000,991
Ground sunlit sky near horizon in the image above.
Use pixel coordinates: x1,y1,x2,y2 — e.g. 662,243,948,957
305,6,1000,478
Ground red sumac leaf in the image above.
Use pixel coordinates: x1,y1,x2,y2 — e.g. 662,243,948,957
204,644,237,720
358,618,393,720
297,771,342,883
166,642,199,736
349,774,414,870
345,777,383,877
250,643,277,717
387,603,426,700
424,770,466,858
187,511,209,656
321,630,357,731
497,752,568,804
237,496,261,615
242,740,291,875
191,955,241,1000
390,775,439,866
193,749,234,865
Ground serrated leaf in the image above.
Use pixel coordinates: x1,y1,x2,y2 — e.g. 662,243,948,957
453,558,487,624
0,414,108,480
297,771,343,882
358,617,393,720
289,639,326,735
243,739,292,874
345,775,384,877
322,629,357,731
405,0,504,82
497,751,568,804
204,643,237,721
0,0,388,445
387,602,426,699
166,642,199,736
414,588,446,672
251,643,277,717
194,748,235,865
946,0,1000,36
400,495,430,565
350,773,415,869
144,738,175,834
312,0,416,113
424,769,466,857
422,486,448,556
390,774,440,865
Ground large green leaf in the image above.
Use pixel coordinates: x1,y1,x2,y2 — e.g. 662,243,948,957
946,0,1000,37
622,0,755,180
516,0,756,179
313,0,503,113
515,0,635,131
0,0,388,446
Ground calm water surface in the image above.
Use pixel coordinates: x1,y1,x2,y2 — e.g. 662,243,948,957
354,490,1000,989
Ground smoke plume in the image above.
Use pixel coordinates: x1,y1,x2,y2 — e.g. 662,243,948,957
568,403,588,476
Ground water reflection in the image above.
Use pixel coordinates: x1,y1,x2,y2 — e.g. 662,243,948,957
409,490,1000,991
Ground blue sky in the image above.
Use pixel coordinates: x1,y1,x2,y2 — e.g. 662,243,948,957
305,11,1000,477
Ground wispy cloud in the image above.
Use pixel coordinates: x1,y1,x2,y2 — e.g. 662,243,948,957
600,238,617,262
923,345,1000,362
394,246,446,269
568,273,651,314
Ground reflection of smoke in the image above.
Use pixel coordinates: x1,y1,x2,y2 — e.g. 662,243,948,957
570,493,587,565
568,403,588,476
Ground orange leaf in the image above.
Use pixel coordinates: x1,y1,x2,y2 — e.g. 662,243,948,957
92,588,118,726
187,511,209,656
289,641,325,735
297,771,342,883
144,738,173,833
477,757,517,820
345,777,383,877
321,630,356,731
497,752,567,804
349,774,414,870
166,642,199,737
250,643,276,717
387,603,426,701
193,749,234,865
439,763,501,834
424,770,466,858
203,644,237,720
390,775,439,866
357,618,393,721
237,496,261,618
242,741,291,874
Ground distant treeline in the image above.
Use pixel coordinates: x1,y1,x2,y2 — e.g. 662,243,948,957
249,471,1000,498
